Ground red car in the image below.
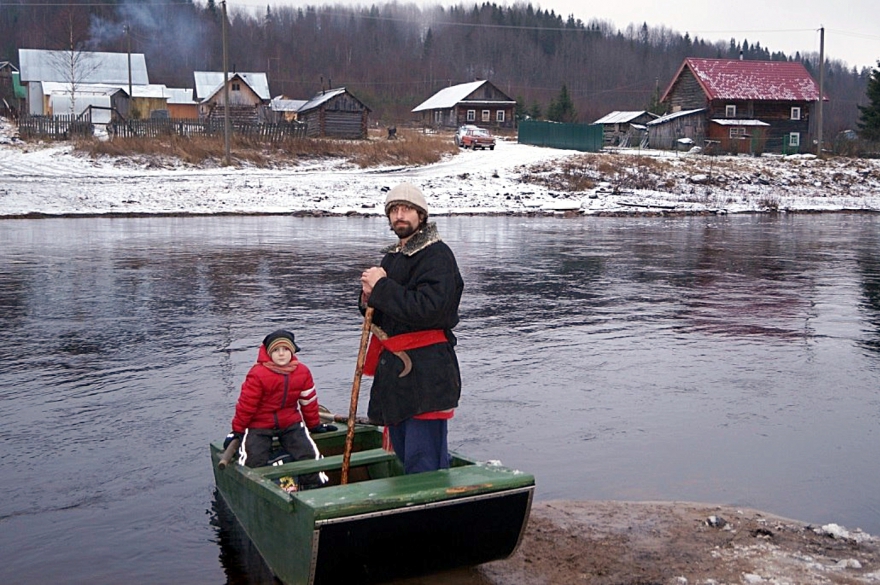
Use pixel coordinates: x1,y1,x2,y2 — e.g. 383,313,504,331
460,127,496,150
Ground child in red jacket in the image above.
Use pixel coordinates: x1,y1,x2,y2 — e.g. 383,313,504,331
224,330,336,484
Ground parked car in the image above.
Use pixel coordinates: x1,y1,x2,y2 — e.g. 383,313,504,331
454,124,479,147
460,127,496,150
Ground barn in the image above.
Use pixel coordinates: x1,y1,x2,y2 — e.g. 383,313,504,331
296,87,370,139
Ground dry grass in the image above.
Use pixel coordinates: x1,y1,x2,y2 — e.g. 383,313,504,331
74,127,458,168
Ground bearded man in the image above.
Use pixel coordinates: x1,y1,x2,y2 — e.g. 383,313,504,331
359,183,464,473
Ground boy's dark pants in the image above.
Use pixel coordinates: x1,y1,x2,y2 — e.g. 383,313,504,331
239,422,327,486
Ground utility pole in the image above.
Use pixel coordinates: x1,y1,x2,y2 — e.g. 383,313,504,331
817,26,825,157
221,0,231,165
125,24,132,117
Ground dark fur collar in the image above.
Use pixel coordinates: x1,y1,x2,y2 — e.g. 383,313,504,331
382,222,441,256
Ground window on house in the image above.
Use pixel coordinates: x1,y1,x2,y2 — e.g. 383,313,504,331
496,110,505,122
482,110,491,122
725,105,736,118
467,109,475,122
791,107,801,120
434,111,442,124
232,82,241,91
789,132,801,147
729,127,746,138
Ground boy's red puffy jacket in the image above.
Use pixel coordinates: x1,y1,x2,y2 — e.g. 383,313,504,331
231,345,320,433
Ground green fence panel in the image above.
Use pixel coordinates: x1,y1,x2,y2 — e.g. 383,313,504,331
517,120,603,152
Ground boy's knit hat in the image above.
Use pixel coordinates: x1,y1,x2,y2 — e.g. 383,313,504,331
384,183,429,217
263,329,300,354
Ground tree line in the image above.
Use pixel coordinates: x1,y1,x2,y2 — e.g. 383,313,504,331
1,0,875,136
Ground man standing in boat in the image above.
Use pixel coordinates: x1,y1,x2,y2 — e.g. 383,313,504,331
360,183,464,474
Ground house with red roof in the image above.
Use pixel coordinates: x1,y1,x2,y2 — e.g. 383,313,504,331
655,57,822,154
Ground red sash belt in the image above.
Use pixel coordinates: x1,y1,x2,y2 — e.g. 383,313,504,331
364,329,448,376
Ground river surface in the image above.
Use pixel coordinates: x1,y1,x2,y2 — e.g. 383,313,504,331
1,213,879,584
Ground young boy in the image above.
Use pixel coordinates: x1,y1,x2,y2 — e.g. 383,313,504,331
224,329,336,483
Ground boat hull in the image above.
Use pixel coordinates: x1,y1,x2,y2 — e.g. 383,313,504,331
211,425,534,585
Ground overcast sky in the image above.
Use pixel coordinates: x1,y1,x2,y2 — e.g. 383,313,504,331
226,0,880,71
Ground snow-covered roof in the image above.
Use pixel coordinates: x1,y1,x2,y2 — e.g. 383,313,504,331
41,82,169,99
0,61,18,72
711,119,770,127
297,87,347,112
665,58,821,102
271,97,307,112
594,111,649,124
412,80,487,112
647,108,706,125
193,71,270,101
18,49,149,85
164,88,196,105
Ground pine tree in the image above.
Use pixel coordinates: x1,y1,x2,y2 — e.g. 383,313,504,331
546,84,577,123
857,62,880,141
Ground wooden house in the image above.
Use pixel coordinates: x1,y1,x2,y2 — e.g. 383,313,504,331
660,57,823,154
1,61,21,115
296,87,370,139
412,80,516,129
18,48,149,117
193,71,270,124
593,111,657,146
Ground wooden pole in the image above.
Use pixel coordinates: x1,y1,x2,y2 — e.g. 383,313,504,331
218,438,240,470
341,307,374,485
221,1,231,166
817,25,825,157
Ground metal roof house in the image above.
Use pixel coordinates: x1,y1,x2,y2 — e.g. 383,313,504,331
412,80,516,129
193,71,270,123
296,87,370,139
660,57,823,153
18,48,150,116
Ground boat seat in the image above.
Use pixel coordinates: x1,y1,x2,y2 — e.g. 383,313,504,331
259,448,398,480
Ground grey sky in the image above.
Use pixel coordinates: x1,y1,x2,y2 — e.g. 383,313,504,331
226,0,880,71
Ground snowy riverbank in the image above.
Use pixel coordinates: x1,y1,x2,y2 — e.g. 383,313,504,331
2,116,880,218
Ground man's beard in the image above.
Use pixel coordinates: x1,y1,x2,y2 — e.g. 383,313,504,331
391,221,419,239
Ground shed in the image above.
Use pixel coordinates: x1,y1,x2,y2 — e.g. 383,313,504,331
1,61,22,115
660,57,823,153
646,108,706,150
708,119,771,155
164,88,199,120
194,71,270,123
412,80,516,129
296,87,370,139
593,111,658,146
270,96,307,122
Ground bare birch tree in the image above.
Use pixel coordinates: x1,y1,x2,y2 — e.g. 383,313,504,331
47,10,101,117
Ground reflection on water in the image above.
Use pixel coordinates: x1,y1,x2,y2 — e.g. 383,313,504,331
1,214,879,584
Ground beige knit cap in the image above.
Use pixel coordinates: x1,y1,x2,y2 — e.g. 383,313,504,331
384,183,429,216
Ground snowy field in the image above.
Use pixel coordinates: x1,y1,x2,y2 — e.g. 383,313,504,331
2,116,879,217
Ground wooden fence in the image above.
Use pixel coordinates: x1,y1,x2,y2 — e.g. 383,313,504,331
17,114,307,143
18,115,94,140
109,118,307,142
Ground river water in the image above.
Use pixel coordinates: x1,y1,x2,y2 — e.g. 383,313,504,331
1,213,879,584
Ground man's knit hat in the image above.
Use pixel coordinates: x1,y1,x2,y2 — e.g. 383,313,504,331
263,329,300,354
384,183,429,217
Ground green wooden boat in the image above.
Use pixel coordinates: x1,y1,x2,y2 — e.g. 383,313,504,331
210,421,535,585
